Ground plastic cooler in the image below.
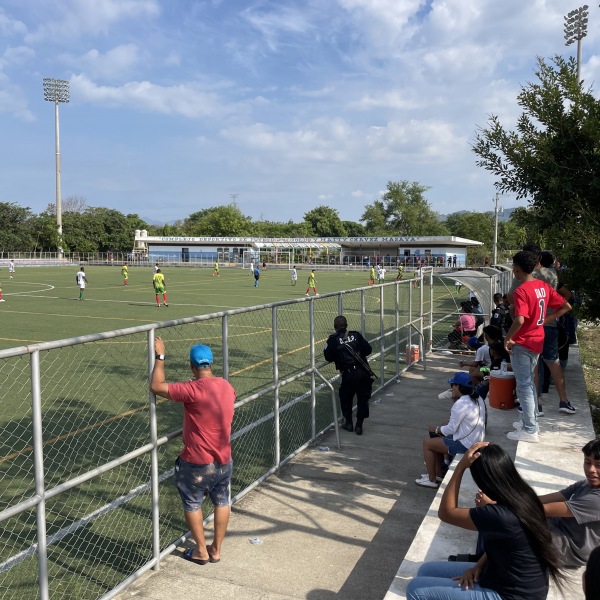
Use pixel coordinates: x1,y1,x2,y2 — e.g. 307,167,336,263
405,344,420,364
488,370,516,410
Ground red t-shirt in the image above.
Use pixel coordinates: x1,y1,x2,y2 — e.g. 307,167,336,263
512,279,565,353
168,377,236,465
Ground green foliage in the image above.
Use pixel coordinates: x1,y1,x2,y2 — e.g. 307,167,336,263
183,204,252,236
473,55,600,317
0,202,35,252
361,181,448,236
303,206,347,237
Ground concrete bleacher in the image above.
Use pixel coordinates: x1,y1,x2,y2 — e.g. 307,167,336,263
115,348,594,600
385,346,594,600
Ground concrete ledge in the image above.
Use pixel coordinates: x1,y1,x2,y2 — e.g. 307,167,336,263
385,347,594,600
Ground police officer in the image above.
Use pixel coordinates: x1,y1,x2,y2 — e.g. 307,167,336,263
324,315,373,435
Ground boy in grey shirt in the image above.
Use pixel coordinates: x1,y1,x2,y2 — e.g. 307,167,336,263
541,439,600,567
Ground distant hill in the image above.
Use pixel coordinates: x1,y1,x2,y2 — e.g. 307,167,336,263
140,216,182,227
438,207,516,223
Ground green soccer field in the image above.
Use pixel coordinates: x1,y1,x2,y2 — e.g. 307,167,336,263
0,265,463,599
0,265,384,350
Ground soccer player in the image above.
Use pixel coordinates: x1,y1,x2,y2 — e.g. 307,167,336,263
0,281,4,302
153,269,168,307
213,262,220,277
253,266,260,287
396,264,404,281
9,260,15,279
76,267,88,301
121,263,128,286
369,265,376,285
291,266,297,286
305,269,317,296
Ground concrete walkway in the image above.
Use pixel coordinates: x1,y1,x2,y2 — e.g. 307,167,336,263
115,348,593,600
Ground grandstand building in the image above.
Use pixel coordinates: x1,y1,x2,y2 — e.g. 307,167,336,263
132,231,482,267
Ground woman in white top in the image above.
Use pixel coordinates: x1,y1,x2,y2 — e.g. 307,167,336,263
416,372,486,489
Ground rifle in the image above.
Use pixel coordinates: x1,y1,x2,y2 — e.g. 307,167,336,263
342,337,378,379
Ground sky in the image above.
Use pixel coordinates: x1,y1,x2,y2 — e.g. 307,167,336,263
1,0,600,226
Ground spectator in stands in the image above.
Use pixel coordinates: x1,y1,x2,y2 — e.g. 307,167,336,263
415,373,486,489
490,293,510,335
540,439,600,568
407,443,563,599
506,251,571,443
532,250,576,417
447,302,477,349
458,325,502,387
470,296,483,315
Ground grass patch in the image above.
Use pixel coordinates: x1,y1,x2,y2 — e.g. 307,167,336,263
578,323,600,435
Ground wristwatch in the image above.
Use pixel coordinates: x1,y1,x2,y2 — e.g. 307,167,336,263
155,354,165,361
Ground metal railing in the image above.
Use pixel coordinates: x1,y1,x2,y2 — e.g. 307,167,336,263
0,268,511,599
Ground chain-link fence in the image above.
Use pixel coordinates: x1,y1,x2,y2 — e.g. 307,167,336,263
0,269,516,600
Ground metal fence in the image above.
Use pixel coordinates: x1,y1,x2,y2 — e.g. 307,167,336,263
0,268,510,600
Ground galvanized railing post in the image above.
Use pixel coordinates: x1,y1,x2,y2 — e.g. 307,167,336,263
31,350,49,600
379,284,385,382
337,291,343,316
361,290,366,336
272,307,281,468
395,282,400,381
147,329,161,571
429,270,434,353
309,300,316,441
222,315,229,380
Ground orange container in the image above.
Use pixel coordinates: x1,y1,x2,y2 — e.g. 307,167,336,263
489,370,516,409
405,344,420,364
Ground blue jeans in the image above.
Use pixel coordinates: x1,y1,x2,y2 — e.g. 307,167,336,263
406,562,503,599
511,344,539,433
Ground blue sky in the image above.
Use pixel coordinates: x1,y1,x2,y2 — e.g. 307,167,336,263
1,0,599,225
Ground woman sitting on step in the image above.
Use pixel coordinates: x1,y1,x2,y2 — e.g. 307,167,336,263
407,443,563,600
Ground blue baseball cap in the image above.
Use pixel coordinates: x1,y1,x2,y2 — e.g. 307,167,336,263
190,344,213,368
448,372,472,387
467,336,482,349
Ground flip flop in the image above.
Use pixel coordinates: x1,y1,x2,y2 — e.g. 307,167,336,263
207,548,220,563
183,547,209,566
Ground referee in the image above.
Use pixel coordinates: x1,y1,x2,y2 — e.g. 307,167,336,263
324,315,373,435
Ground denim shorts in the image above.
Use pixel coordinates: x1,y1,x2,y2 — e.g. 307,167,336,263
541,326,559,362
443,436,469,456
174,457,232,512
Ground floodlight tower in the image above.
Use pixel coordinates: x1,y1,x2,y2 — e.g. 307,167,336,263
564,5,589,84
43,78,70,256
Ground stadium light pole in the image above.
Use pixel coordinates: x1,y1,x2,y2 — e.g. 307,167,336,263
43,78,70,256
564,5,589,84
492,193,502,265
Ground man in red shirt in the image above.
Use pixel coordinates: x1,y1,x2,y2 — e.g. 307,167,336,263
505,251,571,443
151,337,236,565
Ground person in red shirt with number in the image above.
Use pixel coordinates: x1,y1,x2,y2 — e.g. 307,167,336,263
505,251,570,443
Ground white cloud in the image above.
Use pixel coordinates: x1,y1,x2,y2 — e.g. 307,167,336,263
73,44,143,80
0,73,34,121
69,74,253,120
241,5,315,51
0,46,35,68
25,0,160,43
337,0,424,32
0,8,27,36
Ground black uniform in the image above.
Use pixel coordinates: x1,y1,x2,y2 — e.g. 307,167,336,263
323,328,373,425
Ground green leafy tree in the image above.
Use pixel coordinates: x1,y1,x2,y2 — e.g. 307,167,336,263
341,220,366,237
184,204,252,236
0,202,35,252
473,55,600,316
303,206,347,237
361,181,448,236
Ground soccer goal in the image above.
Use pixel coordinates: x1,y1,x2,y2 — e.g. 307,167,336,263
242,250,293,269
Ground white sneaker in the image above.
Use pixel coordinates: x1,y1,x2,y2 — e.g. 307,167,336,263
512,421,523,431
438,389,453,401
507,429,539,443
0,299,5,302
415,474,439,488
421,474,443,483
